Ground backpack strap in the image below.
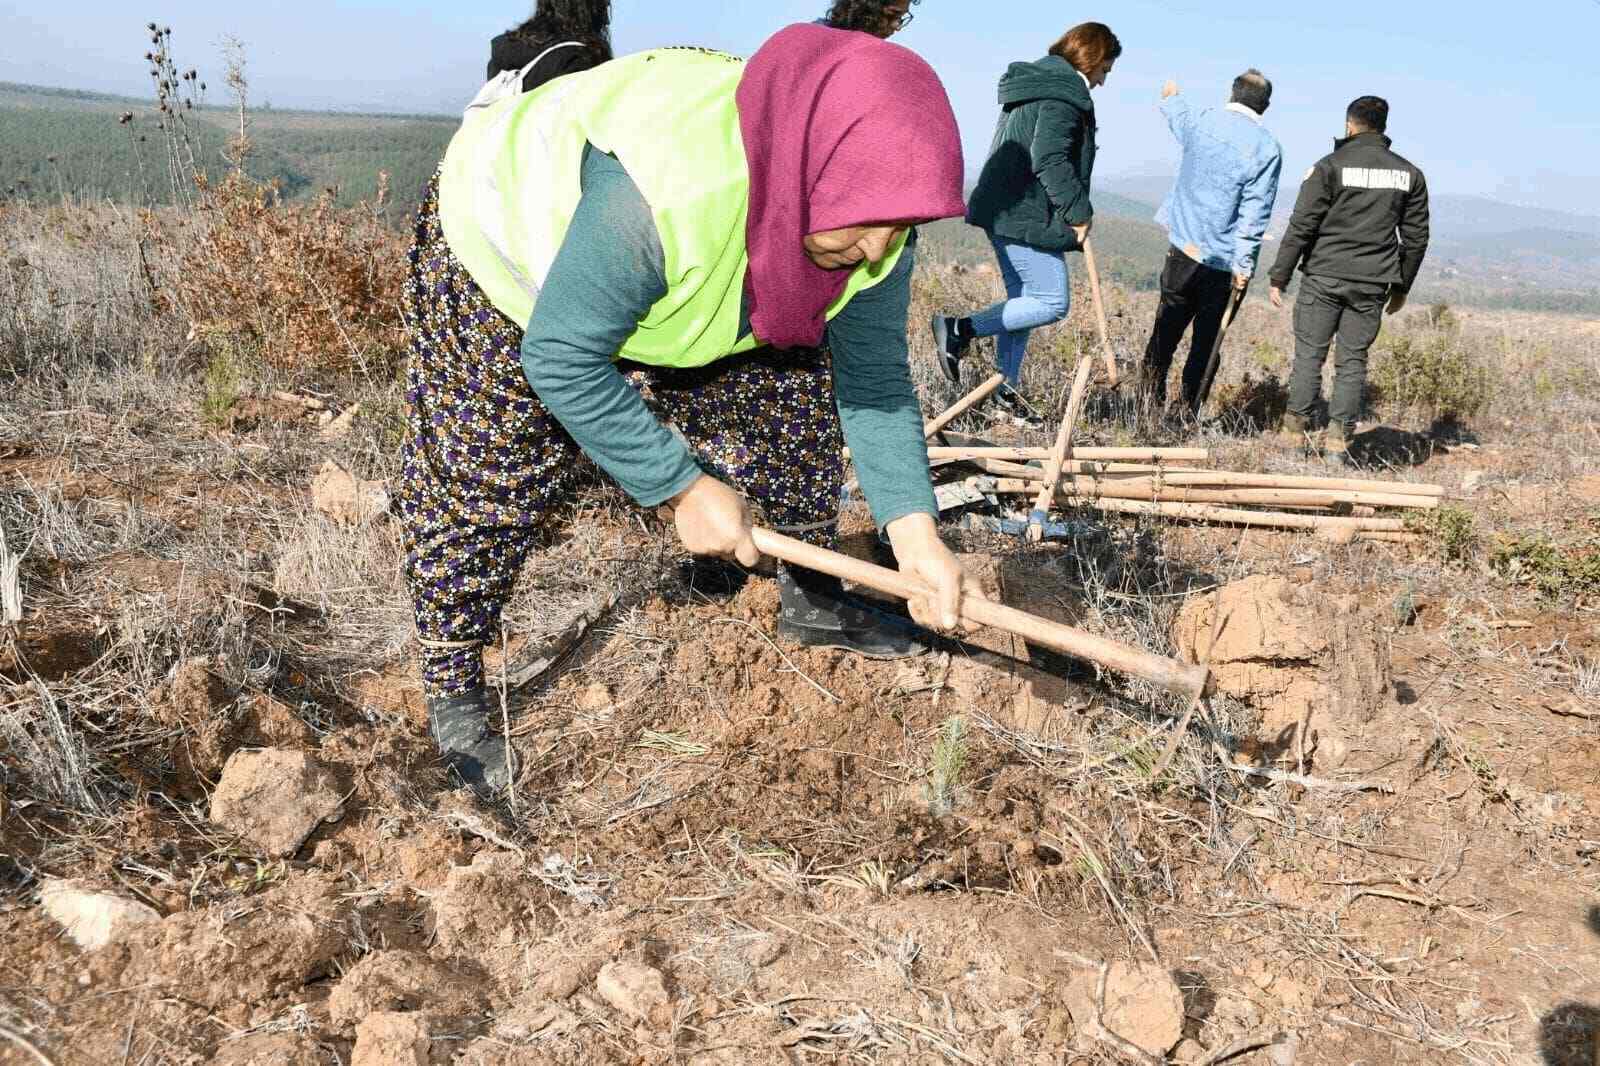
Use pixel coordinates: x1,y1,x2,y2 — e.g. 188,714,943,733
463,41,588,116
518,40,587,84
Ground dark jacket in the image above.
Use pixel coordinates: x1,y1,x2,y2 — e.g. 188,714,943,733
487,32,608,93
1269,131,1430,293
965,54,1096,253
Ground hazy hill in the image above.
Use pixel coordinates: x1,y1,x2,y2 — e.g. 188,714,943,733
1097,173,1600,314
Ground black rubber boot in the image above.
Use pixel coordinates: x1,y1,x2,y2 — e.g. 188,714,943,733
776,565,927,660
930,315,971,386
991,382,1045,428
427,689,511,794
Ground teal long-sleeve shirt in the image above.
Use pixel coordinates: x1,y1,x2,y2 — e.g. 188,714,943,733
519,147,935,531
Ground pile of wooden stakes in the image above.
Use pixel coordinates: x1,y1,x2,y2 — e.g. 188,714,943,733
953,447,1436,544
905,374,1438,546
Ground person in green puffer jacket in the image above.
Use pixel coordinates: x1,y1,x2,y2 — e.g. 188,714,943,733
931,22,1120,425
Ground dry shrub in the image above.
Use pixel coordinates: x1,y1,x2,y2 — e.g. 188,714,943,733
1208,371,1288,430
1369,318,1493,424
1407,504,1479,564
164,171,405,373
1491,525,1600,600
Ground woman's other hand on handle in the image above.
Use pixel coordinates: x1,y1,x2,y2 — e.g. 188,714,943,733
885,513,984,633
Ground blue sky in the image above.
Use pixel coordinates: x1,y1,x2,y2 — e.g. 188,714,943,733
3,0,1598,209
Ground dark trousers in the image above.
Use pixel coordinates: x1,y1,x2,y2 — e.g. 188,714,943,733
1287,273,1389,432
1141,245,1233,410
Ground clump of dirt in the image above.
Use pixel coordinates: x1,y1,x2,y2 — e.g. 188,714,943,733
224,392,328,433
211,1033,327,1066
84,872,351,1017
150,658,236,790
209,748,346,858
1064,961,1187,1058
1174,573,1393,762
150,660,320,798
353,1012,434,1066
428,851,553,972
310,459,390,528
328,949,492,1033
0,620,99,682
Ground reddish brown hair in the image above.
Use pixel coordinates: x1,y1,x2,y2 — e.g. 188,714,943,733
1050,22,1122,75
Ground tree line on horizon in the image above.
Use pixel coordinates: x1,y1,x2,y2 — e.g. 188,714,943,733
3,93,1597,316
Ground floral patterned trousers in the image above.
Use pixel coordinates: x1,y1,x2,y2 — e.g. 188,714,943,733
396,177,844,697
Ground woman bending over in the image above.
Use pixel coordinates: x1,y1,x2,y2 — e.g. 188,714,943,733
400,23,983,791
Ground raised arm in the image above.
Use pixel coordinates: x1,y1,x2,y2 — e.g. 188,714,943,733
1159,85,1196,144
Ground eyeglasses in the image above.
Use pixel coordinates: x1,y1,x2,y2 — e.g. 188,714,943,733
888,7,915,31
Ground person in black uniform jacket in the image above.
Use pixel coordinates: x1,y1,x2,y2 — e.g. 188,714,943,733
486,1,612,93
1268,95,1430,462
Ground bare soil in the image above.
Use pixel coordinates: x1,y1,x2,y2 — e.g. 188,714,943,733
1,266,1597,1065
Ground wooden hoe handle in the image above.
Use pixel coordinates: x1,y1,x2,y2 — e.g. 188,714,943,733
1081,237,1120,386
750,528,1210,699
925,373,1005,439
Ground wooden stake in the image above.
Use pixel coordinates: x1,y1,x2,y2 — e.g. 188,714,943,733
1029,357,1096,540
1057,469,1447,497
924,373,1005,439
967,458,1218,480
1081,237,1120,386
924,446,1211,463
750,527,1211,698
1014,477,1440,511
987,481,1412,532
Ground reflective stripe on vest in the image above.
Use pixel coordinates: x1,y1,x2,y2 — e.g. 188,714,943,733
437,48,906,369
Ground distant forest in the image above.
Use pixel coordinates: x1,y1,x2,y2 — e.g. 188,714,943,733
4,81,1598,314
0,82,454,222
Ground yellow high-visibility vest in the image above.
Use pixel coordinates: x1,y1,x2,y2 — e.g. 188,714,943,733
438,47,907,367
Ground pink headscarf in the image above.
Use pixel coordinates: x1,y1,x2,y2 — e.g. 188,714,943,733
736,24,966,350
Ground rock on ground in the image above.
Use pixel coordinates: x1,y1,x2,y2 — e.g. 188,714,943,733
38,879,160,951
209,748,344,858
328,949,490,1032
1065,962,1185,1058
319,403,362,440
310,459,389,527
1174,574,1391,755
596,961,670,1025
353,1011,430,1066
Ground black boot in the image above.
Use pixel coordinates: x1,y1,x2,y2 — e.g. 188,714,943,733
991,382,1045,428
427,689,511,794
776,564,927,660
930,315,974,385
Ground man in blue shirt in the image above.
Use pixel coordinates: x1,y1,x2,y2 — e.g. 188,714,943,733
1141,70,1283,413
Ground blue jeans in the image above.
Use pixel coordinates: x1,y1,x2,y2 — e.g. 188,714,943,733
969,235,1071,385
